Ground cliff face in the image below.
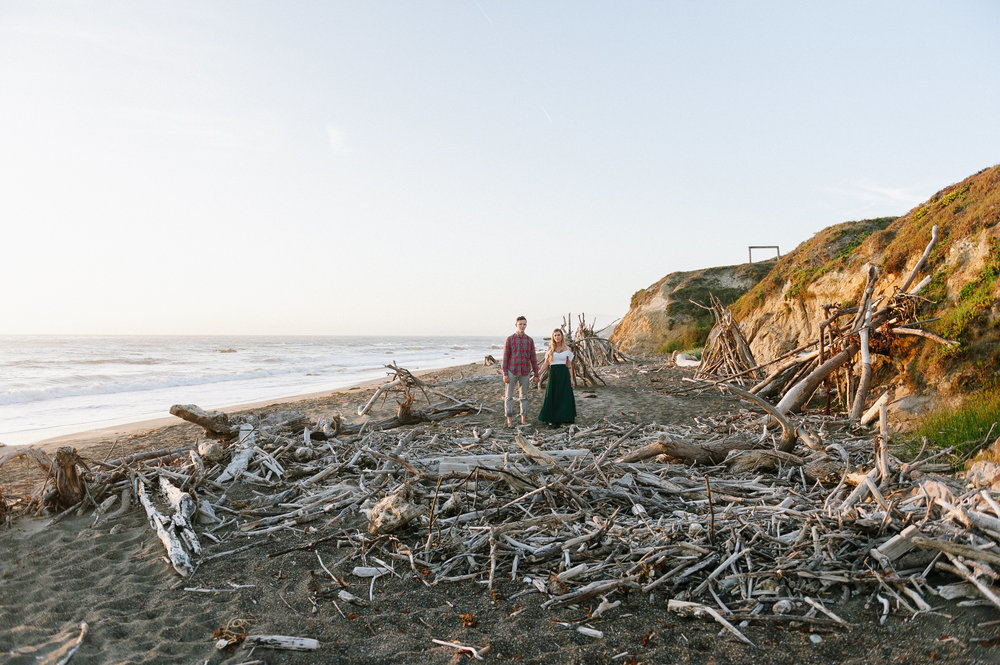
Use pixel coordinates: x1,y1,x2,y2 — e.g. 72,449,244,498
732,164,1000,407
612,163,1000,413
609,262,774,355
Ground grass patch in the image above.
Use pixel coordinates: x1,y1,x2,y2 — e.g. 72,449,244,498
901,387,1000,461
935,239,1000,341
655,324,712,354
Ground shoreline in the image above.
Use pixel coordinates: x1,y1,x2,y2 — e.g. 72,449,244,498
17,360,491,454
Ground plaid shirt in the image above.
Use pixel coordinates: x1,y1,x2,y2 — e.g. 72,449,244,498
502,333,539,376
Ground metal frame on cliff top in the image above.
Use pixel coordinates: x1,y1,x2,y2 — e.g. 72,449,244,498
748,245,780,262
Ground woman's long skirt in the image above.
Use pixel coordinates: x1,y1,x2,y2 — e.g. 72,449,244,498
538,364,576,425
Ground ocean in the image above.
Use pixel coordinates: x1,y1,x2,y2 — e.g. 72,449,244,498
0,335,500,446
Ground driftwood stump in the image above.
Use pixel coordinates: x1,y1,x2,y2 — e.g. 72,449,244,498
53,447,88,509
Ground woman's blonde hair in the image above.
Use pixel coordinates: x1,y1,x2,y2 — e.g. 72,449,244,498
546,328,566,363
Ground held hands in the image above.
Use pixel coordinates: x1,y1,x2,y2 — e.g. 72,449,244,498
503,374,509,384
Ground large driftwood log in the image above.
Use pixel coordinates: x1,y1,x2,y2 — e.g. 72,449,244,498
849,264,879,423
137,478,195,577
159,475,202,557
774,343,859,415
618,434,754,465
169,404,235,439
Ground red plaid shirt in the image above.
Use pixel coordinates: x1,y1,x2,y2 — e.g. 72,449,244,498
502,333,539,376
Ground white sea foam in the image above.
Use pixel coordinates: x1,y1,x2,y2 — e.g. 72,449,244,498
0,335,497,446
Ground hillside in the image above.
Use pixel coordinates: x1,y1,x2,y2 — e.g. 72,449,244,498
609,261,775,355
614,163,1000,417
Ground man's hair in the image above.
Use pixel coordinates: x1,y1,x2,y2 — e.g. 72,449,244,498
515,316,527,323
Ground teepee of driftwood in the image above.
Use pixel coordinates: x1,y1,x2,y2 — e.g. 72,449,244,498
694,294,762,386
539,313,638,388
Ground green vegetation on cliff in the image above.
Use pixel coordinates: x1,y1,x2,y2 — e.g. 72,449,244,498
731,217,895,319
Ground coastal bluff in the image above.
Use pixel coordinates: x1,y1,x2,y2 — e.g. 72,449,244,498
612,163,1000,412
610,262,774,355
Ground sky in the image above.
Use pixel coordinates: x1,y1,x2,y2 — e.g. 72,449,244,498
1,1,998,337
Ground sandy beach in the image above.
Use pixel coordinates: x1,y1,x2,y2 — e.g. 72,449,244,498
1,359,998,665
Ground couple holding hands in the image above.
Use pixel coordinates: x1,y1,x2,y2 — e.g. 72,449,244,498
501,316,576,429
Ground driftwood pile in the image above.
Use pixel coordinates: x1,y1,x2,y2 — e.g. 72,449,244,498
3,357,1000,649
695,294,762,386
539,313,636,389
695,225,956,426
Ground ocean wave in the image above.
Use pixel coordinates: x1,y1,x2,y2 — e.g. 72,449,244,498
0,365,341,406
4,357,161,367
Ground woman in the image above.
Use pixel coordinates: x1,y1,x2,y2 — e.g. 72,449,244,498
537,329,577,428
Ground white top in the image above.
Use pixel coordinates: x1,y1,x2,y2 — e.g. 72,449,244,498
549,348,574,365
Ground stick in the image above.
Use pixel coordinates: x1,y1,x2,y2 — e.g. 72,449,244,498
667,599,755,646
54,622,89,665
431,639,485,660
242,635,320,651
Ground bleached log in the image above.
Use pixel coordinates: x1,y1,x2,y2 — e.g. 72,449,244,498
860,392,889,426
890,327,959,347
430,449,588,475
907,275,932,296
242,635,320,651
169,403,235,438
724,383,797,452
358,379,402,416
159,475,202,557
217,424,255,484
137,479,194,577
900,224,937,293
849,264,879,423
775,343,859,415
369,488,424,533
871,525,919,569
515,433,556,465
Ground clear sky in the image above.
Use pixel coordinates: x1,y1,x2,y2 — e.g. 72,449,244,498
1,1,998,336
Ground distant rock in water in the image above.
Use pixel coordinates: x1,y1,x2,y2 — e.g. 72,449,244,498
216,348,237,353
611,262,774,355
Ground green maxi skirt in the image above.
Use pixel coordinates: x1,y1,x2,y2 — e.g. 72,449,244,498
538,364,577,425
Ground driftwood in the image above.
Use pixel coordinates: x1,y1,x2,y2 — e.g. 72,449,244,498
242,635,320,651
691,225,955,425
137,477,195,577
169,404,236,439
849,264,879,423
696,294,761,384
539,313,633,389
53,447,89,509
8,358,1000,645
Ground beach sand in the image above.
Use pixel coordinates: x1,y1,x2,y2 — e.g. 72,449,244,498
1,360,996,664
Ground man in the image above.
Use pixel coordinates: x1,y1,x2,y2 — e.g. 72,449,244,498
502,316,539,427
